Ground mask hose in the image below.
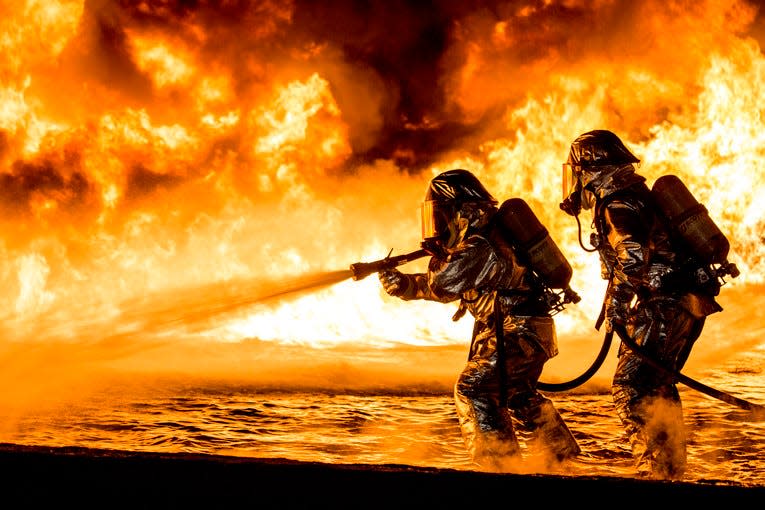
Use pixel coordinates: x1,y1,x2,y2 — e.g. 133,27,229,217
575,214,598,253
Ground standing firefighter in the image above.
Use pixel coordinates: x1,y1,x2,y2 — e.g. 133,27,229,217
378,169,580,472
559,129,730,480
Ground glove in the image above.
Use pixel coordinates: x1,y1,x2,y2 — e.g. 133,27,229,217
604,299,629,333
379,269,410,298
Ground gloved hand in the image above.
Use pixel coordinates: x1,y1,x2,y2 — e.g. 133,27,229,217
379,269,410,298
604,299,629,333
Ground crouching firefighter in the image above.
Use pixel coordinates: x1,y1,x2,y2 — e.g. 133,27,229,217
378,168,581,472
559,129,738,480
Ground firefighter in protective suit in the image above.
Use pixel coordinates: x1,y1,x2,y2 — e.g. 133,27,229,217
379,169,580,472
560,130,722,480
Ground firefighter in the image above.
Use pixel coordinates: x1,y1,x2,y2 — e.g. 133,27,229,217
379,169,580,472
559,130,722,480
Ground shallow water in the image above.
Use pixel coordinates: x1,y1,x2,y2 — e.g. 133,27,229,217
0,357,762,487
0,283,762,488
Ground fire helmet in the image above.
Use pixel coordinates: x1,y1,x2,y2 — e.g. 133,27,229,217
560,130,640,215
566,129,640,169
422,169,498,245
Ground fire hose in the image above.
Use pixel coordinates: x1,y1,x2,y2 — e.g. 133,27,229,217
350,250,764,420
611,323,765,420
540,324,765,422
351,248,612,393
537,331,613,392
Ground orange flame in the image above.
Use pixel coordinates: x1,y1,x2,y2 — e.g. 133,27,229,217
0,0,763,358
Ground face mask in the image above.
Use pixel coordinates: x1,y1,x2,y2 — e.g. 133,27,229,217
443,215,469,250
560,162,600,216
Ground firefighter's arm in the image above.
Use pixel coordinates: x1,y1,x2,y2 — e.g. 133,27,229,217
604,200,651,289
604,282,633,332
602,200,651,330
379,270,446,301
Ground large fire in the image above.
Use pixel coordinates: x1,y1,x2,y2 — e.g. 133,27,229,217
1,1,764,392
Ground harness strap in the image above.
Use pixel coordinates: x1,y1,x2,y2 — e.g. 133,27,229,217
494,295,508,408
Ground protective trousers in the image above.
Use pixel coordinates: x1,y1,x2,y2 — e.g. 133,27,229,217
612,299,705,480
454,325,580,472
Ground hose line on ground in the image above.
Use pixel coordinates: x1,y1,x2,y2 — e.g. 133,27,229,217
612,323,765,421
538,331,613,392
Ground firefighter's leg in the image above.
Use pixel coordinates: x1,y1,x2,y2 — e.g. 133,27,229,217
504,335,580,462
612,315,689,480
455,355,521,471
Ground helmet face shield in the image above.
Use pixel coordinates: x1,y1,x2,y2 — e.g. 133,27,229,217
562,162,579,203
560,162,596,216
421,200,451,241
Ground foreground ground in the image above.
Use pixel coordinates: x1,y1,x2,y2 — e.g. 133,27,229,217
1,442,762,508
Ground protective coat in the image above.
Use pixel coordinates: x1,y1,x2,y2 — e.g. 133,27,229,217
380,230,580,471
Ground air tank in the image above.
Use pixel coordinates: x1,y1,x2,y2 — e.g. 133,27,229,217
491,198,573,290
651,175,730,265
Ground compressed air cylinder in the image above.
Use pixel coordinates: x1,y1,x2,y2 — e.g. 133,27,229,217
651,175,730,265
493,198,573,289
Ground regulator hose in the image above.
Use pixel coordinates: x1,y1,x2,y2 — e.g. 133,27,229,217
538,330,613,392
612,323,765,421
